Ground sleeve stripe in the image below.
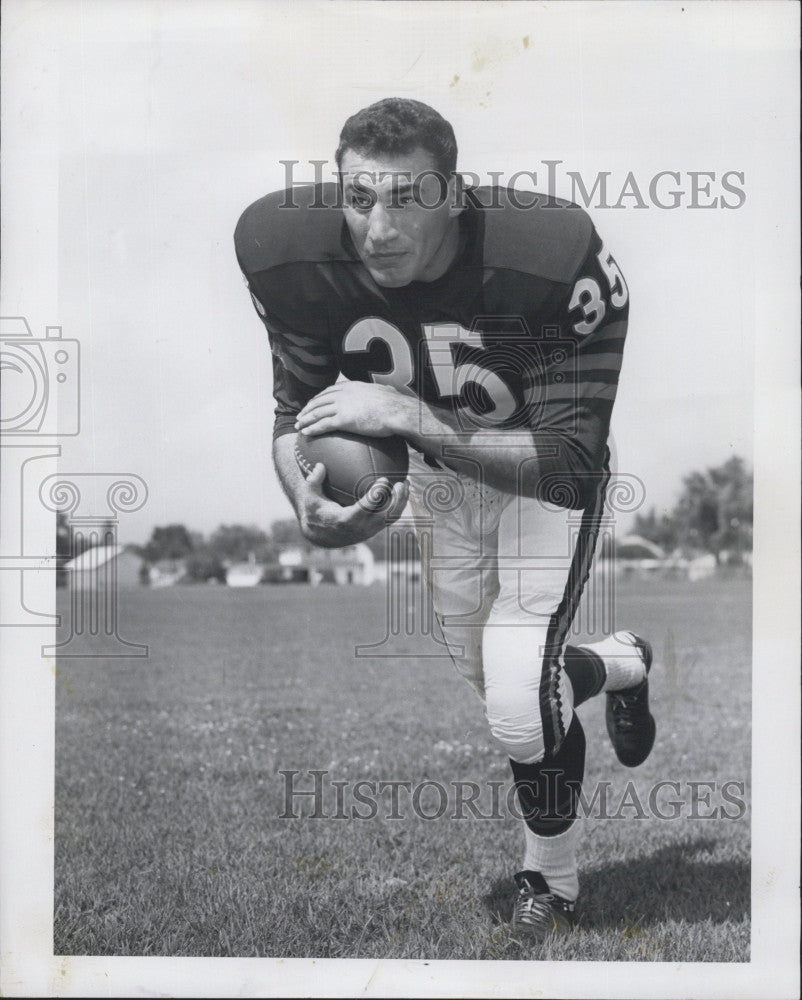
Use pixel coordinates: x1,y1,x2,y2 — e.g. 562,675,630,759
275,326,335,356
591,385,619,401
542,385,618,403
528,382,619,405
555,368,621,384
574,352,625,370
273,343,335,368
541,356,623,380
588,318,628,340
581,336,626,356
525,371,621,390
279,355,337,387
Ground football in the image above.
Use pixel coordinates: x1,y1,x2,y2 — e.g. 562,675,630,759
294,430,409,507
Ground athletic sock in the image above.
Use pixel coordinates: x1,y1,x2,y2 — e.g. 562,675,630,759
521,820,580,902
562,644,606,707
580,632,647,692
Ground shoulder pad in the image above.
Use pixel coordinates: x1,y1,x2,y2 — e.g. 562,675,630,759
234,183,353,274
472,187,594,284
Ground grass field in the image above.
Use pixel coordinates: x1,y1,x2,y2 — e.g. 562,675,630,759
54,573,751,961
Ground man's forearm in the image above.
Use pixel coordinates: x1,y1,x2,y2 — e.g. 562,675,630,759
273,433,306,514
387,396,544,496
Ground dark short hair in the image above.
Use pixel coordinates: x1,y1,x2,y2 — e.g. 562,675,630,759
335,98,458,177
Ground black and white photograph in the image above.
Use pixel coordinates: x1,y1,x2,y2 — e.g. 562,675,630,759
0,1,799,997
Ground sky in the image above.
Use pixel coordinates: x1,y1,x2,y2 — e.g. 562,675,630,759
4,0,795,544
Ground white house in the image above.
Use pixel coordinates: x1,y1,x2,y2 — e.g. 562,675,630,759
278,543,375,585
148,558,187,587
601,534,666,574
64,545,144,588
371,558,422,584
226,555,265,587
278,546,306,568
685,553,717,581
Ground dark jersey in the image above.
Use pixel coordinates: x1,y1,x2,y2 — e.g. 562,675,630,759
235,183,629,505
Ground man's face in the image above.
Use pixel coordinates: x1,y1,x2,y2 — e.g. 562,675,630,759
340,147,463,288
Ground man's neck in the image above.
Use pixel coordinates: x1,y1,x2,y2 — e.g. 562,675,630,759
418,216,463,283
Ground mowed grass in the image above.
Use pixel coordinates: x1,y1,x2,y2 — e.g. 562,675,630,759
54,574,750,960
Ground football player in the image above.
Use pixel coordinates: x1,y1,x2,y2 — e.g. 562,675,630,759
235,98,656,943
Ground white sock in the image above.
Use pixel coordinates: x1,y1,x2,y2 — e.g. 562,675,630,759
580,631,647,692
521,821,580,902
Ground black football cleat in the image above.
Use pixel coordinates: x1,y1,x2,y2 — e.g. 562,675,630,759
605,632,656,767
511,871,576,942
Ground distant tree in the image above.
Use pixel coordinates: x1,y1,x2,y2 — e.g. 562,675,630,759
56,511,94,560
56,511,101,586
56,512,73,587
269,517,402,556
184,550,227,583
208,524,275,563
270,518,309,551
363,527,420,562
56,511,72,560
189,530,206,551
707,455,753,561
672,456,753,562
269,518,417,559
364,530,388,560
142,524,195,563
632,507,679,553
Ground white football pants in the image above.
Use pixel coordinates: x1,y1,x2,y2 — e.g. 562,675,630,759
407,451,605,766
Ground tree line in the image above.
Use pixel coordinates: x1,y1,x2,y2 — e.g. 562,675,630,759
132,518,391,583
631,455,752,564
56,455,752,582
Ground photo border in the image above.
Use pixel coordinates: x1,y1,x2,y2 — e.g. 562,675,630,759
1,1,799,996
